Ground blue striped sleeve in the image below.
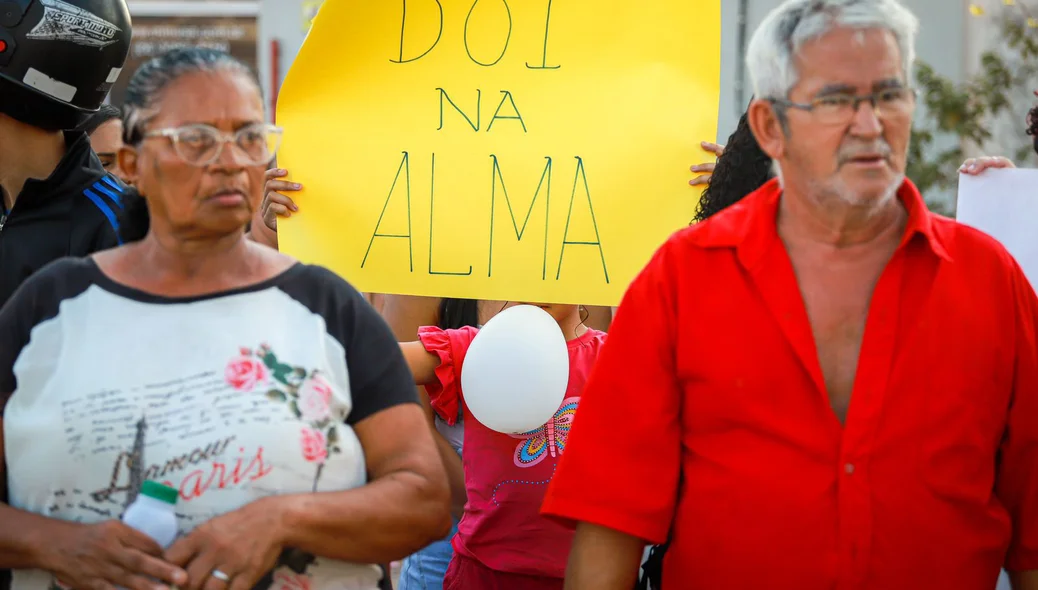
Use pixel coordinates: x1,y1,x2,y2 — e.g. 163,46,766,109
83,188,123,246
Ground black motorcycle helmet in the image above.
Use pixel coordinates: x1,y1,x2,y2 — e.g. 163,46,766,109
0,0,131,130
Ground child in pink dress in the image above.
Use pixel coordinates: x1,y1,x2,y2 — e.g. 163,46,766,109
400,303,606,589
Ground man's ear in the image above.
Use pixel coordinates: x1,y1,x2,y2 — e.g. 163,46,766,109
746,99,788,161
117,145,139,186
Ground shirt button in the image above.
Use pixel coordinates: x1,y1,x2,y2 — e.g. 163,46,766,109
844,463,855,475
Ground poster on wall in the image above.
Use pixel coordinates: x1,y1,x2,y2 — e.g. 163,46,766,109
108,15,258,106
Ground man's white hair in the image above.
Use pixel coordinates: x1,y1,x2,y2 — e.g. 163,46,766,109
746,0,920,99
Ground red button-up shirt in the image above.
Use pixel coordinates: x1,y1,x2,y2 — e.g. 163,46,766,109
542,179,1038,589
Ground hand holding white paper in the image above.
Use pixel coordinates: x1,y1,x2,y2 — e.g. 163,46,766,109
461,305,570,434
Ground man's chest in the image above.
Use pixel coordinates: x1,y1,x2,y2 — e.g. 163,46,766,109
795,260,888,421
673,256,1013,452
776,230,905,415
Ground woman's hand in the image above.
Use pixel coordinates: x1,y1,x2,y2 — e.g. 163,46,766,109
45,520,188,590
164,500,285,590
959,156,1016,175
689,141,725,186
262,169,301,232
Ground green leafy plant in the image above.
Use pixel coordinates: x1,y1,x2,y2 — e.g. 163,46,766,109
908,8,1038,214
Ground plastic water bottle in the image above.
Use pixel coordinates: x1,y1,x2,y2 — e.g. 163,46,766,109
122,481,179,548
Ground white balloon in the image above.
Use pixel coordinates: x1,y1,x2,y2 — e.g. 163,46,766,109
461,305,570,434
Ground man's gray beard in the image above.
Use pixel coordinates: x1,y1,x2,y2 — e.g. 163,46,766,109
774,157,904,211
819,172,905,210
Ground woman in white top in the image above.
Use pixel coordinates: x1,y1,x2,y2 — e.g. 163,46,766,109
0,47,450,590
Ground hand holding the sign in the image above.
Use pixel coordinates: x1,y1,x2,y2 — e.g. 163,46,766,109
262,168,301,232
959,156,1016,176
689,141,725,186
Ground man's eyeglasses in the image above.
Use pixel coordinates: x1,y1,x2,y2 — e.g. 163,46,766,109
768,87,917,126
143,123,284,167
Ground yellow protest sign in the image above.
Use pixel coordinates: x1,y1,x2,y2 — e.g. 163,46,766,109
277,0,720,306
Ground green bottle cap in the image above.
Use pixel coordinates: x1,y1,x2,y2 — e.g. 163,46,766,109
140,480,178,505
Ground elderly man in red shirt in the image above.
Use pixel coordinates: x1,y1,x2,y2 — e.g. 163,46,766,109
541,0,1038,589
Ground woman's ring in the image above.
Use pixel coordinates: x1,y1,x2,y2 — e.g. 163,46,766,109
211,570,231,583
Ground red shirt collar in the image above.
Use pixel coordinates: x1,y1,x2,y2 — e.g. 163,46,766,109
690,177,952,270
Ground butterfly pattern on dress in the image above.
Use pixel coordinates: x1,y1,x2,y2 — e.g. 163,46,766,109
509,397,579,468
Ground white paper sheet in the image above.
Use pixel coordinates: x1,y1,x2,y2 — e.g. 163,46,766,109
956,168,1038,291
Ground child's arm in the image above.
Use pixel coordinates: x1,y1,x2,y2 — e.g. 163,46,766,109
400,341,440,385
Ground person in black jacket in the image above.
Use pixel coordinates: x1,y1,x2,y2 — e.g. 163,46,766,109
0,0,133,308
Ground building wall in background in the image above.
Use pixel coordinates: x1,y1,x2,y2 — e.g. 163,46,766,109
256,0,313,120
123,1,259,108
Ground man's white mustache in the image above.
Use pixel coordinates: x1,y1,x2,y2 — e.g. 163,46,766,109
838,143,893,163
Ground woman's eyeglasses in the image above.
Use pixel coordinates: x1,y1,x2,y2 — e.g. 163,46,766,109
143,123,283,167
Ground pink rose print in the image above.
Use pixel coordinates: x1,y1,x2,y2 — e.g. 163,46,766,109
298,375,333,422
300,427,328,463
236,342,341,491
272,571,311,590
225,356,267,392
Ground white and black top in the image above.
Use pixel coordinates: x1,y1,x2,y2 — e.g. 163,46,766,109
0,258,417,590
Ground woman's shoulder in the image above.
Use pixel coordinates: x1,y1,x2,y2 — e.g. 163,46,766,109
32,255,100,282
275,262,360,296
0,256,101,336
271,262,369,318
8,256,101,305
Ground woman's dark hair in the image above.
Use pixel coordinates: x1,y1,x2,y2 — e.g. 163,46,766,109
1027,103,1038,156
117,47,261,243
692,109,774,223
78,103,121,137
438,298,481,330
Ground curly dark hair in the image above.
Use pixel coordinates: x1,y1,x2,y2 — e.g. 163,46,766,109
1027,103,1038,156
692,109,774,223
